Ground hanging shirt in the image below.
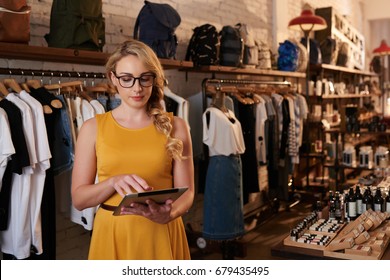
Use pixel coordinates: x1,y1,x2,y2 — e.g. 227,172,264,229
19,90,52,255
1,93,37,259
164,86,190,128
70,98,98,231
0,99,30,235
254,94,268,165
203,107,245,157
90,99,106,115
0,107,15,191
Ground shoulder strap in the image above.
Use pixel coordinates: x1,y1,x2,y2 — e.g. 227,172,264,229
185,26,200,61
133,9,141,39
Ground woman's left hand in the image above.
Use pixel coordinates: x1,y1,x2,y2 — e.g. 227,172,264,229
120,199,173,224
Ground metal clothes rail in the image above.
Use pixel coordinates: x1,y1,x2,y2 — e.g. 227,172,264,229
0,67,106,80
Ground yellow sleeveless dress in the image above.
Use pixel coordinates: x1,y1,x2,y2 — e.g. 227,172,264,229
88,112,191,260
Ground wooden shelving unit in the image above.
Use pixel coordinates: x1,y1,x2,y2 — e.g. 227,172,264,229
311,63,377,77
187,65,306,79
0,42,193,70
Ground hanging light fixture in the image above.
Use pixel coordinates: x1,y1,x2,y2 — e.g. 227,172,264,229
288,4,327,98
373,40,390,56
373,40,390,116
288,5,328,36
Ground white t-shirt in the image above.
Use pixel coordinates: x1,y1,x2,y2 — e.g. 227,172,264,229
19,90,52,255
203,107,245,157
164,87,190,128
90,99,106,115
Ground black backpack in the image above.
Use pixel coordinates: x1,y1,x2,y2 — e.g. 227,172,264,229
219,25,243,67
133,1,181,59
185,24,219,66
45,0,105,51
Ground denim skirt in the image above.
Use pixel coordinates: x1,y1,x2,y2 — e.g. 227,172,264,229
203,155,245,240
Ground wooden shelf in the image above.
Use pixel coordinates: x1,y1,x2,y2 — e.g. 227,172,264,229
321,93,378,99
324,128,390,135
0,42,193,70
187,65,306,78
311,63,378,77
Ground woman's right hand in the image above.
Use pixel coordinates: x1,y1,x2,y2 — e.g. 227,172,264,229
110,174,152,197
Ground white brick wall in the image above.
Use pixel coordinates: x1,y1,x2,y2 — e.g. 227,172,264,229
20,0,363,96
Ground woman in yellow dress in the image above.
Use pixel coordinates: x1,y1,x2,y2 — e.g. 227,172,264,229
71,39,194,260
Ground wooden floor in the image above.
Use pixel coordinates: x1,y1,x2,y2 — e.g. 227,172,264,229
53,195,313,260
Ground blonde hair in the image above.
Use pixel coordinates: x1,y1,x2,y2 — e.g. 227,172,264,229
106,39,184,160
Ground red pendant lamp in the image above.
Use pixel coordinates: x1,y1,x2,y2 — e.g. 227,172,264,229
373,40,390,56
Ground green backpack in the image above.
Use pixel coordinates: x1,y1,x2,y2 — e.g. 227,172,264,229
45,0,105,51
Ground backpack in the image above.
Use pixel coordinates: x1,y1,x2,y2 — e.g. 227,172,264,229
219,25,243,67
300,37,322,65
291,38,308,72
277,40,298,71
320,37,338,65
133,1,181,59
370,56,381,74
185,23,219,66
256,40,272,69
236,23,258,66
0,0,31,43
337,42,350,67
45,0,105,51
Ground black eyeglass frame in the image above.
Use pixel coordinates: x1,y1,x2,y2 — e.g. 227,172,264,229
111,71,156,88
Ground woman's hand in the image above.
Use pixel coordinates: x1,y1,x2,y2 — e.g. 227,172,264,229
120,199,173,224
111,174,152,197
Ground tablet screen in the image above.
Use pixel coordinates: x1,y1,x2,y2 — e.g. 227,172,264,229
112,187,188,216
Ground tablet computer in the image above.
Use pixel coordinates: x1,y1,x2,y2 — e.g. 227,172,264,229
113,187,188,216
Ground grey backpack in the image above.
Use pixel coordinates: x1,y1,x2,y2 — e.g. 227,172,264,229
219,25,243,67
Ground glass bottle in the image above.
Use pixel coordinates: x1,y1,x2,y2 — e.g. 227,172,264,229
355,185,363,215
343,189,349,221
334,191,342,220
329,199,336,219
362,187,373,211
315,200,323,219
373,188,384,212
347,187,357,220
386,191,390,215
328,191,334,208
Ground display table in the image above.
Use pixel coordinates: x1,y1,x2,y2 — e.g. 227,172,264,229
271,239,390,260
271,210,390,260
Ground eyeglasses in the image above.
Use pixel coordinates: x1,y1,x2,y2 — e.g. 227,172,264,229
112,72,156,88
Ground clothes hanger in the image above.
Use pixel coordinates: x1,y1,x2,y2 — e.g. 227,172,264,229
79,90,94,103
237,86,259,104
23,79,53,114
26,79,42,89
44,81,85,109
95,83,117,95
21,83,31,93
3,78,23,93
0,81,9,97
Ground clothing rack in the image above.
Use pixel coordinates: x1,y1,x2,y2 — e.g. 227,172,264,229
201,78,292,111
0,67,106,83
200,77,298,226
